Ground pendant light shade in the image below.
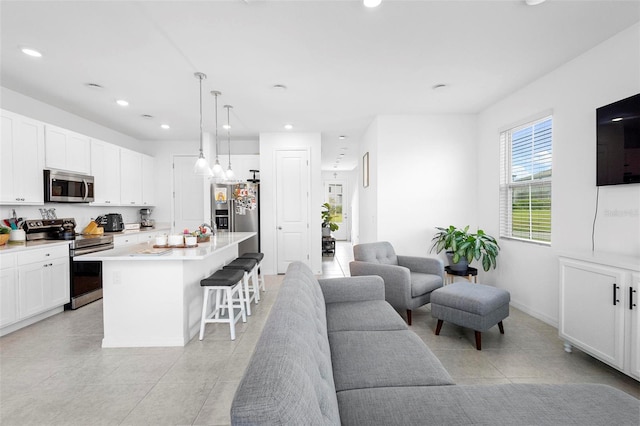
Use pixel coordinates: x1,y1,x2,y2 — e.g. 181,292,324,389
210,90,224,179
224,105,234,180
193,72,212,176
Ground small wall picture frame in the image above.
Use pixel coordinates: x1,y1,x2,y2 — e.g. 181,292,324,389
363,152,369,188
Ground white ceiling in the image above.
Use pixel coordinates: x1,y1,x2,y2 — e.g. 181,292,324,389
1,0,639,171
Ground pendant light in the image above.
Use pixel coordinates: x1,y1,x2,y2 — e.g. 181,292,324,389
210,90,224,178
193,72,212,176
224,104,234,180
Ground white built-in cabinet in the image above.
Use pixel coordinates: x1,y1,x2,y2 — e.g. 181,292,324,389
119,149,155,207
0,245,69,332
120,148,143,206
559,253,640,380
0,253,18,327
142,153,155,206
45,125,91,174
90,139,121,205
0,110,45,205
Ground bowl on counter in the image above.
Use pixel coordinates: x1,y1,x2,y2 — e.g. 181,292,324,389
184,236,197,247
167,234,184,246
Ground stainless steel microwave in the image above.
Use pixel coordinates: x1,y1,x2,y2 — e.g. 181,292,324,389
44,169,95,203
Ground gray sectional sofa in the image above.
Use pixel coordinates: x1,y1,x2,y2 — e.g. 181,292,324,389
230,262,639,425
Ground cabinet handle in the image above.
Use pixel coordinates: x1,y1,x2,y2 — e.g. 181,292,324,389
613,283,620,305
45,253,50,256
631,287,637,311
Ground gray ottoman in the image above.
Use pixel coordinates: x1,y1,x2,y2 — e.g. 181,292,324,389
431,281,510,350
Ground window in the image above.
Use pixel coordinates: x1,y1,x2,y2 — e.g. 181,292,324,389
500,116,552,243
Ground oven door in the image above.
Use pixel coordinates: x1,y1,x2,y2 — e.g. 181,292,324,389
69,260,102,309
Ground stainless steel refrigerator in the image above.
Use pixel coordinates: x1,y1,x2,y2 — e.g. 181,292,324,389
212,182,260,255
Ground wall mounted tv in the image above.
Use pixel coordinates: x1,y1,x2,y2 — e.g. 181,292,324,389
596,93,640,186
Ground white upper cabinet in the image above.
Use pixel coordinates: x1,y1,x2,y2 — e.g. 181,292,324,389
120,148,143,206
0,110,45,205
45,125,91,174
90,139,121,206
141,154,155,206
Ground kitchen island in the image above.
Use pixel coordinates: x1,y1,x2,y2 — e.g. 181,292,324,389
74,232,256,348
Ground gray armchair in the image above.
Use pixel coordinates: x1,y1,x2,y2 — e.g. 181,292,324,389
349,241,444,325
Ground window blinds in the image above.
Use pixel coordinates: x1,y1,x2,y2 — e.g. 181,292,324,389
500,116,552,243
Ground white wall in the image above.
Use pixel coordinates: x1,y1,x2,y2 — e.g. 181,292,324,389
358,118,379,244
358,115,478,258
476,22,640,326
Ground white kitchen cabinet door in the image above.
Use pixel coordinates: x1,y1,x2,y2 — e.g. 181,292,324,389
17,246,70,319
90,139,121,205
18,262,49,319
630,273,640,380
120,148,143,205
141,154,155,206
0,267,18,327
45,125,91,174
559,259,626,369
47,256,70,307
0,110,45,205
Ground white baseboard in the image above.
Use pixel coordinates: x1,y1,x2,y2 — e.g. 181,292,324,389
509,299,558,329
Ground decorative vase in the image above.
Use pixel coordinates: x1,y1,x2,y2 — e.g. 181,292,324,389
322,226,331,237
446,251,469,272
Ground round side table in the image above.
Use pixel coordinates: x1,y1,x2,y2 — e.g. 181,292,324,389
444,266,478,284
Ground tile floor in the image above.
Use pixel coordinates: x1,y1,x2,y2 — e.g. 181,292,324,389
1,242,638,425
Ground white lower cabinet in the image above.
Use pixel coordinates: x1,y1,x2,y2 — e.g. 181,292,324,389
0,245,70,334
0,254,18,327
559,253,640,380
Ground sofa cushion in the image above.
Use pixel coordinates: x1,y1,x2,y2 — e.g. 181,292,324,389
231,262,340,425
337,384,640,426
326,300,408,332
409,271,443,297
329,330,454,392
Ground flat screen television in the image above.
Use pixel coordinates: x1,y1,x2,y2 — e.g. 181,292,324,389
596,93,640,186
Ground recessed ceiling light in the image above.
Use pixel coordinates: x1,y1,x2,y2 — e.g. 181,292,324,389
525,0,545,5
116,99,129,107
161,124,170,130
85,83,103,89
272,84,288,91
363,0,382,8
284,124,293,130
611,117,623,122
21,47,42,58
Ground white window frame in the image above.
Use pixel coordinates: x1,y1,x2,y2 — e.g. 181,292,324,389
499,115,553,245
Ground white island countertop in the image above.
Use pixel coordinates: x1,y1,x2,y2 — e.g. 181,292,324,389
75,232,256,261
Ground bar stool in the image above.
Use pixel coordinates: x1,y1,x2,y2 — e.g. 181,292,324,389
199,268,246,341
223,258,259,315
238,252,265,294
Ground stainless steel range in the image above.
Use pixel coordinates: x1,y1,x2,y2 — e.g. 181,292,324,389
23,218,114,309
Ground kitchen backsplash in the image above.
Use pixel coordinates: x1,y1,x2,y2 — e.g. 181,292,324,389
1,204,147,230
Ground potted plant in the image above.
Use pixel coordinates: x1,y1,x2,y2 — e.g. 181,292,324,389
321,203,339,237
430,225,500,272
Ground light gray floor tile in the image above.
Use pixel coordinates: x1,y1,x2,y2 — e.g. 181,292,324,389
1,241,637,426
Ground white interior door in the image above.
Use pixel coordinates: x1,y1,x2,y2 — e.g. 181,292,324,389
276,149,310,273
324,180,348,240
172,155,207,233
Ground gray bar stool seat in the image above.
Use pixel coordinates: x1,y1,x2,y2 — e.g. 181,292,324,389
224,258,259,315
199,268,246,341
238,252,265,294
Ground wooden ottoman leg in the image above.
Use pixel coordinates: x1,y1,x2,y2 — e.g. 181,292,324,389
406,309,412,326
498,321,505,334
475,331,482,350
435,319,443,335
